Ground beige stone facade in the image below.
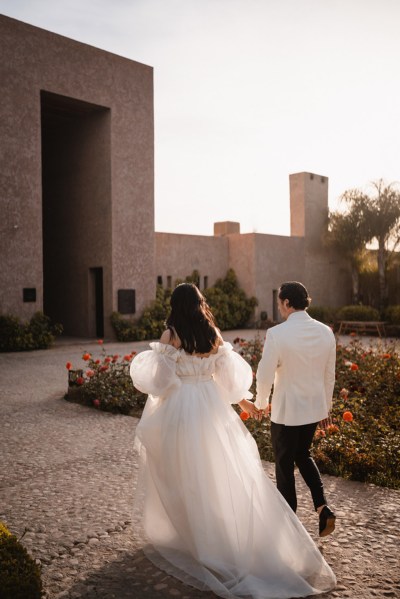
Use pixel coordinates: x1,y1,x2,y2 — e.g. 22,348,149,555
156,173,351,322
1,17,350,338
0,16,154,338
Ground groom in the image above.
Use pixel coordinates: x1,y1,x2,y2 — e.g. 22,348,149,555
255,281,336,537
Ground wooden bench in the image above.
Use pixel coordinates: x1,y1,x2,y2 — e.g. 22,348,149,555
337,321,387,338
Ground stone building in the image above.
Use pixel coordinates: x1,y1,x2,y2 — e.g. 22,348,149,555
0,16,350,338
156,172,350,322
0,15,155,338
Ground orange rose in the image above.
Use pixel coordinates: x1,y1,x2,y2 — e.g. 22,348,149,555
123,354,131,361
350,363,359,371
343,411,353,422
240,412,250,421
326,424,339,434
315,429,326,439
66,362,72,370
82,353,91,361
382,353,391,359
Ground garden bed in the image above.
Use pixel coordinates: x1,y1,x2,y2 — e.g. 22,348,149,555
64,335,400,489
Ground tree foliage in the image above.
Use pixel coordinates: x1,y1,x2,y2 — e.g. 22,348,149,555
329,180,400,310
204,269,258,330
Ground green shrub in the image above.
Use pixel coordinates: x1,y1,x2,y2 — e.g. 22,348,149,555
205,269,258,330
0,522,43,599
307,305,337,324
111,270,258,341
111,285,171,342
0,312,63,352
385,305,400,325
65,346,147,415
336,305,380,322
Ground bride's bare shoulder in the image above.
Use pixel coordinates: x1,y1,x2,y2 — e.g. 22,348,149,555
160,328,181,349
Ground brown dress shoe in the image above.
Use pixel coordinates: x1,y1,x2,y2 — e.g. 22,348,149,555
319,506,336,537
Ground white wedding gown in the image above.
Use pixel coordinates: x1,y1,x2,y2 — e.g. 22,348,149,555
130,341,336,599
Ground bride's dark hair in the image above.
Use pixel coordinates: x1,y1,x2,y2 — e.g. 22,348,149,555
166,283,218,354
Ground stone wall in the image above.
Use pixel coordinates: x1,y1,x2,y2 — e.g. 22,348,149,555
0,16,154,337
155,233,229,290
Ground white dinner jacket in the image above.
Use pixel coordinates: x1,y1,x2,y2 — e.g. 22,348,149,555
255,310,336,426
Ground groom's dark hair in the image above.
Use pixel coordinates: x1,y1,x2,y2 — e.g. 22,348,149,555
278,282,311,310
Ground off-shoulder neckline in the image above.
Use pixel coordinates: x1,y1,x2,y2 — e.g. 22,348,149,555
150,340,232,359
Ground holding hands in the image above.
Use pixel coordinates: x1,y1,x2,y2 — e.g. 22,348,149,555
238,399,269,421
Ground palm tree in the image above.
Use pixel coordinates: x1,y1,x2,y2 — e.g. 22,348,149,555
341,181,400,310
328,205,368,303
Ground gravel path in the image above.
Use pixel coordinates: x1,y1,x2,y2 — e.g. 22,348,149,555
0,332,399,599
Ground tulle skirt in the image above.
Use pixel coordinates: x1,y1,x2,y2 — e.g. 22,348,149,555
133,379,336,599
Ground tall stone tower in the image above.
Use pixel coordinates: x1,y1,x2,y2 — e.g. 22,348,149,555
290,172,329,250
288,172,349,307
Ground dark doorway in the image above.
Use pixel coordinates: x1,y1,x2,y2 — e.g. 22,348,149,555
89,268,104,338
41,91,111,336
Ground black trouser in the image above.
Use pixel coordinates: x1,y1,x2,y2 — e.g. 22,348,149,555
270,421,326,513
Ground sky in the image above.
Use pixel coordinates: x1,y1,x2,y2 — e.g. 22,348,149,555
1,0,399,236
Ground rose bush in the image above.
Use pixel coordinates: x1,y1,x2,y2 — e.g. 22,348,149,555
233,336,400,489
65,343,146,416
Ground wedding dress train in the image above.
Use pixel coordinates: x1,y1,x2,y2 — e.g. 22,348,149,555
130,342,336,599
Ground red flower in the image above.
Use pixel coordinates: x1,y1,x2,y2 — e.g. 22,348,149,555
350,331,357,337
326,424,339,434
93,399,100,407
95,359,101,365
339,388,349,399
131,351,137,357
100,365,109,372
240,412,250,421
112,355,119,362
66,362,72,370
123,354,131,361
82,353,91,361
343,411,353,422
315,429,326,439
76,376,84,385
350,363,359,371
382,353,391,359
97,339,104,345
86,369,95,378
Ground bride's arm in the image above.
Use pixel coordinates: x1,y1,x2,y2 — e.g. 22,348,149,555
160,328,181,349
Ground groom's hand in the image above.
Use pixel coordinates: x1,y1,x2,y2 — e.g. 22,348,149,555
262,404,271,418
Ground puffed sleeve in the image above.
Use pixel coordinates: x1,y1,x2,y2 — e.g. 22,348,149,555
213,342,253,404
130,342,181,397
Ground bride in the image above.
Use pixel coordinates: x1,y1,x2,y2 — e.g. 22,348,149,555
130,283,336,599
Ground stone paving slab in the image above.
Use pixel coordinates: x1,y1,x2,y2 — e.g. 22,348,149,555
0,332,399,598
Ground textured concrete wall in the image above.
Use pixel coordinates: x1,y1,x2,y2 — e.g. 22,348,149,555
289,172,350,308
156,167,351,323
155,233,229,290
0,16,154,337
